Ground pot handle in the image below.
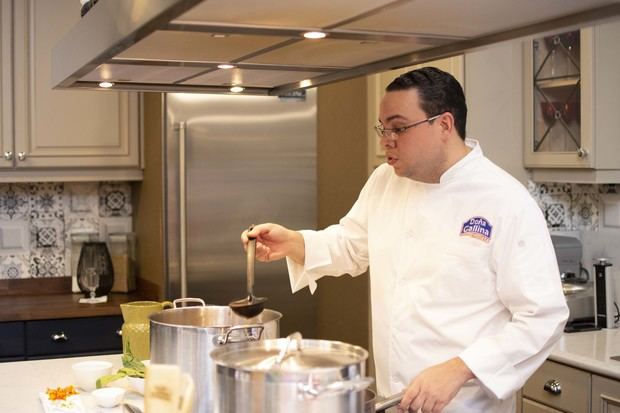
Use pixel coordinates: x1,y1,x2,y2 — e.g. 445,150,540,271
275,331,303,364
298,376,374,399
374,391,404,412
215,324,265,345
173,298,206,308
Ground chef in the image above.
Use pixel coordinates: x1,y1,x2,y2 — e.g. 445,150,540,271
242,67,568,413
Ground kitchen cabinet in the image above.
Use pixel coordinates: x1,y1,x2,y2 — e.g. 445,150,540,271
0,0,12,168
366,56,464,174
522,359,620,413
0,321,25,362
0,315,122,361
1,0,142,182
522,360,590,413
524,20,620,183
592,374,620,412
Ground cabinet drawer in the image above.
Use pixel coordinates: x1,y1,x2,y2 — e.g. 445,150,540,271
523,360,590,413
25,316,122,357
0,321,25,358
522,398,563,413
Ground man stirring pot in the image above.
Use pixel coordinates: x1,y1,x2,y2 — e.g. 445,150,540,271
241,67,568,413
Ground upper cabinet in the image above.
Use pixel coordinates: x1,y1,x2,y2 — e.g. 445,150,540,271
0,0,142,182
366,56,464,173
1,0,12,167
524,21,620,183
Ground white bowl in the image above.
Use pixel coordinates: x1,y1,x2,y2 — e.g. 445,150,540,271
71,360,113,391
91,387,126,408
127,377,145,395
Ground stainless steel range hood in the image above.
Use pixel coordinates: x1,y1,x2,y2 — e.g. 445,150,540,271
52,0,620,95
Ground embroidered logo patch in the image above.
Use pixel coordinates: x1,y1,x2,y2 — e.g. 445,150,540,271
460,216,493,243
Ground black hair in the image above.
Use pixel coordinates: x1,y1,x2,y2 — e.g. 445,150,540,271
386,67,467,139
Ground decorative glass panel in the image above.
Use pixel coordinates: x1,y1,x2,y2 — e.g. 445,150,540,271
532,30,581,152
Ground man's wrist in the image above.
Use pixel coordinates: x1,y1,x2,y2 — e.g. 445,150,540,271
289,230,305,264
454,357,475,382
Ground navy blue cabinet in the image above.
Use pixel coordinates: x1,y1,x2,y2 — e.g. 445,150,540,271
0,322,26,361
0,316,122,361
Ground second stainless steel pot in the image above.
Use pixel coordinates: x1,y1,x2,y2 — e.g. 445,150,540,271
149,298,281,413
210,332,372,413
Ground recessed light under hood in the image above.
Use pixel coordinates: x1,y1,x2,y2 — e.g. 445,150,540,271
52,0,620,95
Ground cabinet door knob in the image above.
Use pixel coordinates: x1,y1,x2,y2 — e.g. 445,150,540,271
543,379,562,395
3,151,13,160
51,332,68,342
116,329,122,336
17,152,27,161
577,147,589,158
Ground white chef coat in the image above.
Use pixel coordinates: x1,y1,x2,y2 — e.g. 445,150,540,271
286,139,568,413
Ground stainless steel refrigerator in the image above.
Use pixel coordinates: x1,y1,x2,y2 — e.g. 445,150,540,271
163,91,318,337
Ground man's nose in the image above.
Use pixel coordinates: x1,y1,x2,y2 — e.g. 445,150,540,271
381,135,396,149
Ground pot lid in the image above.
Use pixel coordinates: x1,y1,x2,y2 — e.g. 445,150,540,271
211,332,368,373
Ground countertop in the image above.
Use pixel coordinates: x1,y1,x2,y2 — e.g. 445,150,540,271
0,354,143,413
549,328,620,379
0,292,152,322
2,330,619,412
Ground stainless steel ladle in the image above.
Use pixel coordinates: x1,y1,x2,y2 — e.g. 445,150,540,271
229,234,267,318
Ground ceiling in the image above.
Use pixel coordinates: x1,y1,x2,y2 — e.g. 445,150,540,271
52,0,620,95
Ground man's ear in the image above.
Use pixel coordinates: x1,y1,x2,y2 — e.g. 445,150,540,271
438,112,454,135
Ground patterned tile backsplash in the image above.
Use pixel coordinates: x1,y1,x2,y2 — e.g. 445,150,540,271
0,182,132,280
528,181,620,231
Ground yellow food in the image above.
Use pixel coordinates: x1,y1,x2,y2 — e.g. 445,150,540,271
46,385,79,401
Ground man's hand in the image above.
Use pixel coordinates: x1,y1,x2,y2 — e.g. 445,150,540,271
398,357,474,413
242,223,305,264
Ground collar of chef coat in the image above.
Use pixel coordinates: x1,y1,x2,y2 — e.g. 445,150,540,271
438,138,482,185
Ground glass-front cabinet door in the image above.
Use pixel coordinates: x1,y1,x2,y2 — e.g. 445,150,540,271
524,28,593,168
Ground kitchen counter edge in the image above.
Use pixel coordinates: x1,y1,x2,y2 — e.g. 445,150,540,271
548,329,620,380
0,292,154,322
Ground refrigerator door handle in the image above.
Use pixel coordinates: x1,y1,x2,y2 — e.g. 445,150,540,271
179,121,188,298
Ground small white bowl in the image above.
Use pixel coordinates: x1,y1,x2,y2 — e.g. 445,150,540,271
72,360,113,391
127,377,145,395
91,387,126,408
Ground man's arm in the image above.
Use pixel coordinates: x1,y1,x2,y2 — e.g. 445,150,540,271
458,203,568,400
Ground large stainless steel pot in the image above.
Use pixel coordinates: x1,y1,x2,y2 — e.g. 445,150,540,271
210,332,372,413
149,298,282,413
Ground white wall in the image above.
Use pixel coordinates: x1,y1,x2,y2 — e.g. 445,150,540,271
465,40,529,185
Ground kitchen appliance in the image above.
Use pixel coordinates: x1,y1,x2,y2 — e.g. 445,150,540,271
550,235,594,326
594,258,617,329
149,299,282,413
210,332,372,413
163,91,317,337
52,0,620,94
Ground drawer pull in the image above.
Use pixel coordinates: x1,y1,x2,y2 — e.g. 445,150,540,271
116,329,122,336
51,332,68,342
543,379,562,395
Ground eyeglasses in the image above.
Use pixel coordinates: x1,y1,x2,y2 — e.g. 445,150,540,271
374,114,441,141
